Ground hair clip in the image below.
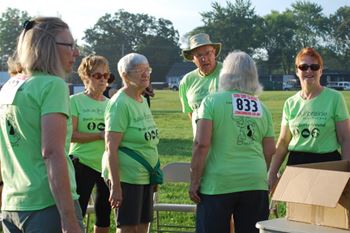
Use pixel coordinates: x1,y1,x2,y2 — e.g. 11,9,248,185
22,20,35,30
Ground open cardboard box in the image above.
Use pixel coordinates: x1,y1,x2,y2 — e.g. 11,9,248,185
272,160,350,229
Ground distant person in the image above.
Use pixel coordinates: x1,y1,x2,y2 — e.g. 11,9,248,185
103,73,118,98
0,17,83,232
102,53,160,233
269,47,350,189
142,84,155,107
189,51,275,233
70,55,112,233
179,33,222,136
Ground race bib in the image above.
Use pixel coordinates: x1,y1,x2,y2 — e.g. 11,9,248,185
0,75,28,105
232,93,262,118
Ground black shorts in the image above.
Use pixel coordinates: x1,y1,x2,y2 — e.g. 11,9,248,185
116,182,154,226
196,190,269,233
287,150,341,165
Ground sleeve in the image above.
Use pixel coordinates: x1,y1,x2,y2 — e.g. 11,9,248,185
41,78,70,117
179,76,192,113
197,95,214,121
105,99,129,133
70,95,78,117
281,100,290,126
334,92,350,122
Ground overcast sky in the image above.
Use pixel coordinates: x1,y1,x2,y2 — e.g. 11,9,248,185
1,0,349,47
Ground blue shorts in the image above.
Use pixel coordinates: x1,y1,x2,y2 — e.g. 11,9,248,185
196,190,269,233
2,201,84,233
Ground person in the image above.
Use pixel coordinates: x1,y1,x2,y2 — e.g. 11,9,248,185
268,47,350,189
142,84,155,107
0,17,83,232
189,51,276,233
69,55,112,233
179,32,223,136
103,73,118,98
102,53,160,233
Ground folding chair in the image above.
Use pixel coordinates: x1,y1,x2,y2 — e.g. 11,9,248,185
150,162,196,233
85,194,95,233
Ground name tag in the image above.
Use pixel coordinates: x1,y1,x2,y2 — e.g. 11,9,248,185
232,93,262,118
0,75,28,105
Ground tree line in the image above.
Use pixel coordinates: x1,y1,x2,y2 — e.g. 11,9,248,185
0,0,349,83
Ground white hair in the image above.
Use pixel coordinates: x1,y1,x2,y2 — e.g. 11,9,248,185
117,53,148,76
219,50,262,96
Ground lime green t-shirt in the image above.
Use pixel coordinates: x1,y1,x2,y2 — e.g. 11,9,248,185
282,87,350,153
197,91,275,195
69,92,108,172
179,62,222,135
0,72,78,211
102,90,159,184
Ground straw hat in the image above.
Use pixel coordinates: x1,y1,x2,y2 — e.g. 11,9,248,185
182,33,222,61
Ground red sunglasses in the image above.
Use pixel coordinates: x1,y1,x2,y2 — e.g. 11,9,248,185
91,72,110,80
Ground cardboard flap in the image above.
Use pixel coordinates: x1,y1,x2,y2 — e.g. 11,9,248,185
272,166,350,207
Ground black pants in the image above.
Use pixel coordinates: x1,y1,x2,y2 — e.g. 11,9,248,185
73,160,111,227
287,150,341,165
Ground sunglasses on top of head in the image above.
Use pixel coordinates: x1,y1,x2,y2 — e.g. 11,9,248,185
297,64,321,71
91,72,110,80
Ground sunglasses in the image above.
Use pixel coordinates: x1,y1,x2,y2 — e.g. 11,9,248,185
297,64,321,71
91,72,110,80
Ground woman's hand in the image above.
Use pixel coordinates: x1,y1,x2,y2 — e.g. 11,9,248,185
189,183,201,204
109,183,122,209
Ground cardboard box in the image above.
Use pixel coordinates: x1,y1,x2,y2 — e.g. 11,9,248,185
272,160,350,229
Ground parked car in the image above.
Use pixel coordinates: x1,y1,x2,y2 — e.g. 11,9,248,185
327,81,350,90
168,81,179,91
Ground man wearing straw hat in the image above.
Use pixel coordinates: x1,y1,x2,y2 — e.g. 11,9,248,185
179,33,222,136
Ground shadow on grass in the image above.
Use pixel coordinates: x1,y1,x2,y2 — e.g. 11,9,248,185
158,138,193,157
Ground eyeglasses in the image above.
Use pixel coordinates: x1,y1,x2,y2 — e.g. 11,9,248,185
193,49,215,59
91,72,110,80
56,42,77,51
297,64,321,71
129,67,152,74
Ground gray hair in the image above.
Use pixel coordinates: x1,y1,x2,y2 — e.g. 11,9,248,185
8,17,69,78
219,50,262,96
117,53,148,76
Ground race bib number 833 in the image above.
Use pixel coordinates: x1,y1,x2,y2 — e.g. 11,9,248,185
232,93,262,118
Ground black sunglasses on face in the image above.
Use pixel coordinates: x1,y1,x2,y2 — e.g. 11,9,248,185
297,64,321,71
91,72,110,80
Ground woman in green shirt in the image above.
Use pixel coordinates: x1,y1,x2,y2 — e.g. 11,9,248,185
103,53,159,233
0,17,82,232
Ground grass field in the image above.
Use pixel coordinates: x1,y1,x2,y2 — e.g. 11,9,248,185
86,89,350,232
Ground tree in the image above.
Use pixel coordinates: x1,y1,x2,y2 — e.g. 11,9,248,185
259,11,298,74
189,0,264,59
288,1,328,48
83,10,181,81
0,8,29,70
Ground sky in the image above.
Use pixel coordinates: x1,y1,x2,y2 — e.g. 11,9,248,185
1,0,349,48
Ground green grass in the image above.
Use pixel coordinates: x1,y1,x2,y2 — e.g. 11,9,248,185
86,89,350,232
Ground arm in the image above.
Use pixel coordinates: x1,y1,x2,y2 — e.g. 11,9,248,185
262,137,276,171
41,113,82,233
268,124,291,191
105,131,123,209
336,119,350,161
189,119,212,204
70,116,104,143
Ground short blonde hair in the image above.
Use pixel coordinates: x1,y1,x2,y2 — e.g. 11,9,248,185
78,55,110,85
